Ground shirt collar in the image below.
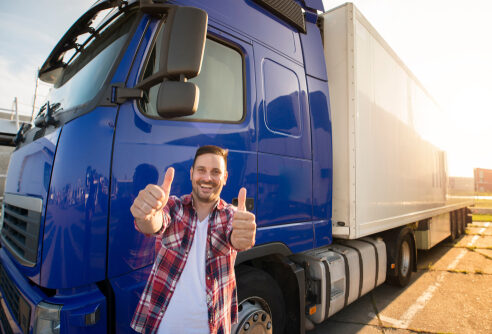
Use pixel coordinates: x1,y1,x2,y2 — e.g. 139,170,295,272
182,194,226,212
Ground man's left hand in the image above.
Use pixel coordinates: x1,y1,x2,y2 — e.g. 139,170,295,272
231,187,256,251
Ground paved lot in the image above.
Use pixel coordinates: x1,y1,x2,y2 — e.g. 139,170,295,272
308,221,492,334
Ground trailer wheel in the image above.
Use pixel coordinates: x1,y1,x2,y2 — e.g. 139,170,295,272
233,266,286,334
389,233,414,287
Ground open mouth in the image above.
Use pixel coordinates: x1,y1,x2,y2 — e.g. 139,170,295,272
199,183,215,191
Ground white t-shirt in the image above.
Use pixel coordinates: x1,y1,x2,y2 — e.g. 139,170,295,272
157,216,210,334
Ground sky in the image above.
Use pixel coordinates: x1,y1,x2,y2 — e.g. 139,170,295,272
0,0,491,177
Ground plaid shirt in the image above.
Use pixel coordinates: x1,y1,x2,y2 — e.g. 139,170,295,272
131,194,238,334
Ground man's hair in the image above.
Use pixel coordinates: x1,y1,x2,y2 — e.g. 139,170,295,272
193,145,228,168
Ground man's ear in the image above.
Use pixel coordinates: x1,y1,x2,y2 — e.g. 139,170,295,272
223,170,228,185
190,167,193,181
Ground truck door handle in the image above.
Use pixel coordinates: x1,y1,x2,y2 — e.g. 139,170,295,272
232,197,254,211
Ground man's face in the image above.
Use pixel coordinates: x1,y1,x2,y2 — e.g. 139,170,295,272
190,153,228,204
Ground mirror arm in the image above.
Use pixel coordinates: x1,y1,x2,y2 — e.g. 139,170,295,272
135,73,166,90
100,83,144,106
136,73,187,91
139,0,176,16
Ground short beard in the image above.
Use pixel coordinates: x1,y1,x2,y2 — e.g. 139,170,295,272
192,182,220,203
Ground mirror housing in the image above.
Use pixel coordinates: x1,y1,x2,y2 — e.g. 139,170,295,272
137,6,208,90
157,81,199,117
137,5,207,117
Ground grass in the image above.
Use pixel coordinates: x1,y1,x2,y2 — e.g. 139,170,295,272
473,195,492,208
445,268,488,275
472,214,492,222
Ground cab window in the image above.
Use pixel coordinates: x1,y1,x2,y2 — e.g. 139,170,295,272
140,29,244,122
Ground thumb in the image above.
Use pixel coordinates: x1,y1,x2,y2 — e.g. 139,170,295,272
161,167,175,195
237,187,246,211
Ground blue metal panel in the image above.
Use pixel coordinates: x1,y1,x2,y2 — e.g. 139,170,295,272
3,129,60,284
313,220,332,248
255,221,314,253
41,108,116,289
302,0,325,11
257,153,312,226
110,265,152,333
108,24,257,278
307,76,333,223
300,12,328,81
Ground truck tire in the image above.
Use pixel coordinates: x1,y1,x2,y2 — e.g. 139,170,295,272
233,266,286,334
388,233,414,287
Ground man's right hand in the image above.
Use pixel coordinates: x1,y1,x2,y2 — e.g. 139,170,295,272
130,167,174,234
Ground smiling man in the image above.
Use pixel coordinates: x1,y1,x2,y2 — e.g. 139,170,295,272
130,145,256,334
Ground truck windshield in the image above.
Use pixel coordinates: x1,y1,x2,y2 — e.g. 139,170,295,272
46,8,137,112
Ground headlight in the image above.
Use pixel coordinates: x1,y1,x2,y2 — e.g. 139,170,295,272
34,302,62,334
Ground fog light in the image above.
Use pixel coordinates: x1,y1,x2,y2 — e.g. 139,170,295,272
34,302,62,334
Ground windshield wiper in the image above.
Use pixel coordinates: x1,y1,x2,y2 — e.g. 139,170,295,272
34,102,62,128
13,123,32,146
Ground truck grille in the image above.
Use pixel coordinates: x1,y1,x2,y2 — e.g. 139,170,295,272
0,301,14,334
1,194,42,267
0,265,31,334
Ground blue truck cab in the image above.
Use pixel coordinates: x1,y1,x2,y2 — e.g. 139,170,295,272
1,0,331,333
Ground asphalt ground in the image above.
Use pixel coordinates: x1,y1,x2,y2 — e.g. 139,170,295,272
308,220,492,334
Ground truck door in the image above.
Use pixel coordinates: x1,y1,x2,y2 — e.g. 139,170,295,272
254,43,313,229
107,19,256,331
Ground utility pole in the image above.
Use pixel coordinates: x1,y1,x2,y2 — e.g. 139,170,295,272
11,97,19,131
31,69,39,123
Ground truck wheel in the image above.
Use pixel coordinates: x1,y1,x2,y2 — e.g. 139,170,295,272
233,266,286,334
389,233,414,287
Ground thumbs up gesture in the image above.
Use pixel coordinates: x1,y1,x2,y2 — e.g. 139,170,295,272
230,187,256,251
130,167,175,234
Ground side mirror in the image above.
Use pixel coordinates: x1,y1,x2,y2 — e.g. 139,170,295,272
156,81,199,117
137,6,208,117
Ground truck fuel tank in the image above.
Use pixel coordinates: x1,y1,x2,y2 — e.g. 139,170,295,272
292,237,386,323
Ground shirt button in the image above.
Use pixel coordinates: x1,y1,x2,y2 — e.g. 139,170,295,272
207,276,211,281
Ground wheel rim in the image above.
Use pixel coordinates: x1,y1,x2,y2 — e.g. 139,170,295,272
232,297,273,334
400,241,411,277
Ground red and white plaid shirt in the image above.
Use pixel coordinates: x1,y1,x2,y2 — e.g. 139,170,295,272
131,194,238,334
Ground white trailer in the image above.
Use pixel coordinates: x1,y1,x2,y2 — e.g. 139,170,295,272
322,2,472,244
294,3,473,326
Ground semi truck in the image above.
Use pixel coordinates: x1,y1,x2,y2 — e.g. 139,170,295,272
0,0,472,333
